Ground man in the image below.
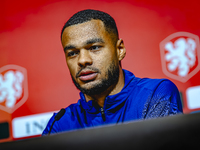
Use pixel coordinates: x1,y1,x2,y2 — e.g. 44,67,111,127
42,9,182,135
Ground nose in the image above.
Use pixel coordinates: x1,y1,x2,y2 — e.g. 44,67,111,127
78,49,93,67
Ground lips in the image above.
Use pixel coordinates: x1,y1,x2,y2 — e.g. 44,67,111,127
78,70,98,82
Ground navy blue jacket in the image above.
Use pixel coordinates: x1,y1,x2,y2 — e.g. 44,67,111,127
42,69,183,135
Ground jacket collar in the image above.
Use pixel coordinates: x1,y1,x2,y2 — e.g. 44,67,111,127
79,69,136,113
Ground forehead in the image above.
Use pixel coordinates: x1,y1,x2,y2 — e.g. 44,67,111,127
61,20,109,47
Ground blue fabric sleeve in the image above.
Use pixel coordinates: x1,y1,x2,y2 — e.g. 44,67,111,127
142,79,183,119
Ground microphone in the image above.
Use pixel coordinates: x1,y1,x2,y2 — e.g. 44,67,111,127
48,108,66,135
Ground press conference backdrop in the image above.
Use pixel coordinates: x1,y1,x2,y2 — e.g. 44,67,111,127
0,0,200,143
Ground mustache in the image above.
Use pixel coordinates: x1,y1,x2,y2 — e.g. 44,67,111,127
76,67,101,78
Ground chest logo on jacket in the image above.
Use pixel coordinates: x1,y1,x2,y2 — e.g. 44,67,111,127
0,65,28,113
160,32,200,82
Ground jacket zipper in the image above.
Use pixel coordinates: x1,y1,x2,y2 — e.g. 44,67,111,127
101,107,106,122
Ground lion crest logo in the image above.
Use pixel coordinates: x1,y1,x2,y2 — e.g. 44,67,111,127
0,65,28,113
160,32,200,82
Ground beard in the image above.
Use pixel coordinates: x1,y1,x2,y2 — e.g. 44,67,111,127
71,61,119,95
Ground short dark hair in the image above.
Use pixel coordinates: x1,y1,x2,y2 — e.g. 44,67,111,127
61,9,119,42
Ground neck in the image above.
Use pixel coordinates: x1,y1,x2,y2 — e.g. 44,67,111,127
84,68,125,107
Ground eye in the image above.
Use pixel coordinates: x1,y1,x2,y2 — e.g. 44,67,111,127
89,45,102,51
67,51,78,57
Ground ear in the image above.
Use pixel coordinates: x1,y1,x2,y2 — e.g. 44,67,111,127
116,39,126,61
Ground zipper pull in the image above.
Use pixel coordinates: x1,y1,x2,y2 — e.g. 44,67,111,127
101,107,106,122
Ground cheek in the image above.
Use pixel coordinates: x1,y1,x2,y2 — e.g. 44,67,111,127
95,54,112,71
100,50,117,65
94,55,108,69
66,61,76,76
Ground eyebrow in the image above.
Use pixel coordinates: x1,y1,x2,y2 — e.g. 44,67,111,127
64,38,105,52
85,38,105,45
64,45,76,52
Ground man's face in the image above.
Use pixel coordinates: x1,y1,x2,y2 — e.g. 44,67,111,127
61,20,120,95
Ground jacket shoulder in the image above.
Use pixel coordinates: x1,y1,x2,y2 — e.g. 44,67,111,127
134,77,176,91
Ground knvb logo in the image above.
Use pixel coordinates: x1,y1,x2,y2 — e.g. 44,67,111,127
0,65,28,113
160,32,200,82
